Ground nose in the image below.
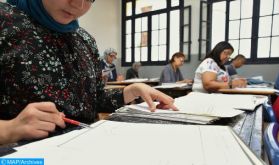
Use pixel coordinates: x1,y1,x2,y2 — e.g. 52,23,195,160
70,0,84,9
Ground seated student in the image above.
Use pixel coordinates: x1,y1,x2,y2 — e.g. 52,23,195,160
160,52,193,84
0,0,177,143
226,54,246,78
192,41,247,93
126,62,141,79
0,102,65,145
101,48,119,82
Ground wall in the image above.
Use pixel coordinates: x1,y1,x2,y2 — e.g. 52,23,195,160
81,0,279,82
79,0,124,74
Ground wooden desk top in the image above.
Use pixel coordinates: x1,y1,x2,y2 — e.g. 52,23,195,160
108,107,263,158
218,88,276,95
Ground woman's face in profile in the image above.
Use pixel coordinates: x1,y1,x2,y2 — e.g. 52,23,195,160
220,49,233,64
173,56,185,67
42,0,92,25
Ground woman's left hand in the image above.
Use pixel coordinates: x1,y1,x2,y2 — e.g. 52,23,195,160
123,83,178,112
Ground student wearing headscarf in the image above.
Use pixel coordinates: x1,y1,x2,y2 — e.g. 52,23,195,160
0,0,177,144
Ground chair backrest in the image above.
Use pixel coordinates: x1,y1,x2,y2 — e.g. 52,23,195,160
264,122,279,165
263,100,277,122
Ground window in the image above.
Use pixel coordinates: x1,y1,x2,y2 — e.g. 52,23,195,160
199,0,279,64
122,0,192,66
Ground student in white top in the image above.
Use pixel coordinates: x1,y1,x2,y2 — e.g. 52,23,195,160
192,41,246,93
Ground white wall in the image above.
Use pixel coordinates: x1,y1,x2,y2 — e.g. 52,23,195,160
79,0,124,74
80,0,279,82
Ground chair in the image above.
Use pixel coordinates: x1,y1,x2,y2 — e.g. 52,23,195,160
263,100,277,122
263,122,279,165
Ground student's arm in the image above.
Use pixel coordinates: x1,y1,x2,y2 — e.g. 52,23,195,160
202,72,229,92
0,102,65,145
202,72,246,92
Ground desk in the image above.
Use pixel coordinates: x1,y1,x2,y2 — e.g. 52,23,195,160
106,80,159,86
108,106,263,158
155,86,192,98
218,88,276,95
104,85,126,90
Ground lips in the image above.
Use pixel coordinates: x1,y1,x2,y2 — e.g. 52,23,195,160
62,10,75,19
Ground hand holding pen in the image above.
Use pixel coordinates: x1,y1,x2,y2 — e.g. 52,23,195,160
6,102,66,143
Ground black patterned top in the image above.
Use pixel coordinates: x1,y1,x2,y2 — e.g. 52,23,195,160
0,2,124,123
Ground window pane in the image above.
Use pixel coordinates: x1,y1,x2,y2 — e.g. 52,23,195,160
201,41,207,59
272,15,279,35
126,2,132,16
152,15,159,30
184,26,189,42
159,13,167,29
201,22,207,39
142,17,148,31
159,45,166,61
183,43,189,58
126,20,131,34
229,40,240,57
184,8,189,25
275,0,279,13
152,30,159,45
257,38,271,58
141,47,148,61
159,29,166,45
241,0,253,18
151,46,159,61
171,0,179,7
135,48,141,61
170,10,180,58
136,0,167,14
240,19,252,38
271,37,279,57
135,18,141,32
230,0,240,20
202,3,207,21
229,20,240,39
212,1,226,47
259,16,272,37
125,48,132,62
135,33,141,47
260,0,273,16
239,39,251,58
126,34,131,48
141,31,148,47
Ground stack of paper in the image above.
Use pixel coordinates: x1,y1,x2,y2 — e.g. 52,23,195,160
115,92,267,124
154,83,191,89
122,78,149,82
235,87,279,94
6,120,264,165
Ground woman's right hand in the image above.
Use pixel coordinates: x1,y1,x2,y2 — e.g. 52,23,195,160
7,102,65,143
232,78,247,88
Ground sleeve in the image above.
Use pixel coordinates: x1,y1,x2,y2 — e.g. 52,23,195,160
160,67,172,83
200,59,219,74
226,65,237,76
178,69,184,81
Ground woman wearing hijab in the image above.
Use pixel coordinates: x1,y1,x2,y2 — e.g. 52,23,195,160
0,0,177,144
